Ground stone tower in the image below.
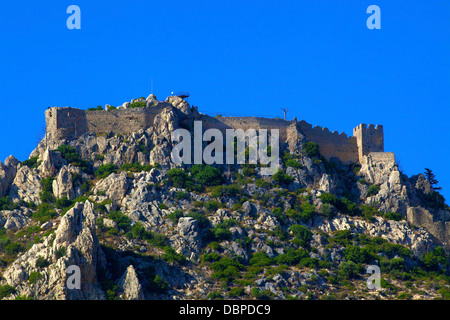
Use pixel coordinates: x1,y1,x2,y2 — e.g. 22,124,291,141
353,123,384,163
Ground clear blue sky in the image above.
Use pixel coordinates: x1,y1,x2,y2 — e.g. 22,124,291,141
0,1,449,200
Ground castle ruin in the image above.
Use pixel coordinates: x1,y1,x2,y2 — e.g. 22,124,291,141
45,96,391,165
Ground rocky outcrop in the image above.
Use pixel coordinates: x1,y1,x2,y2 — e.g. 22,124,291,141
117,265,145,300
9,165,42,204
38,149,64,178
0,208,31,231
0,156,19,197
317,215,435,257
359,153,408,214
171,217,201,260
93,172,129,206
165,96,191,115
1,201,105,300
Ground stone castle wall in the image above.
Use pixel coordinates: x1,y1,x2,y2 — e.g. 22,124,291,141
407,207,450,247
353,123,384,163
46,106,167,140
45,105,387,165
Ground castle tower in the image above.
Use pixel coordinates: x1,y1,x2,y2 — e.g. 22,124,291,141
353,123,384,163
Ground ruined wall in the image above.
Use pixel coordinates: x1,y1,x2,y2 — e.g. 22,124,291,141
46,106,167,140
46,106,388,166
46,107,88,140
217,117,292,141
297,120,359,164
368,151,395,163
407,207,450,248
353,124,384,163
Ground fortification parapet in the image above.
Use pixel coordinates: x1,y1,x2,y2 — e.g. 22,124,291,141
353,123,384,163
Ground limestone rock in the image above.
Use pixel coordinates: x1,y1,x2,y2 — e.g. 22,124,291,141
166,95,191,115
38,149,63,178
9,165,41,204
2,201,105,300
0,156,19,197
93,172,129,206
1,209,31,231
118,265,145,300
52,165,77,200
171,217,201,260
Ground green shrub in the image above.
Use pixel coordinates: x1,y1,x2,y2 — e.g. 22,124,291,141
56,144,93,174
0,285,16,299
158,203,168,210
344,245,372,264
175,191,189,200
207,291,223,300
129,222,153,240
227,287,245,298
275,248,308,266
330,230,353,246
187,212,210,229
22,156,40,169
210,257,245,283
191,165,224,187
32,203,57,223
0,196,19,211
129,100,146,108
55,246,67,259
249,252,274,267
285,159,303,169
166,209,184,224
367,185,381,197
39,177,55,203
108,211,131,233
320,203,334,219
338,261,359,279
28,271,43,284
204,200,223,212
273,170,294,186
299,201,315,222
55,196,72,210
35,256,50,269
211,184,243,198
162,246,187,265
303,142,320,158
87,105,103,111
384,211,403,221
96,163,118,179
4,242,24,255
289,224,312,248
421,246,448,272
167,168,202,192
319,193,339,206
202,252,222,263
151,275,169,293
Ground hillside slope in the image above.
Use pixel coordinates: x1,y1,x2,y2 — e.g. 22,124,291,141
0,97,449,300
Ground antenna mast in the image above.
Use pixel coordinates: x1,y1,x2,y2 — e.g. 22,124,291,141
281,108,289,120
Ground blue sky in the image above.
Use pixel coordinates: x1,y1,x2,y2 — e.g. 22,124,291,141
0,1,449,200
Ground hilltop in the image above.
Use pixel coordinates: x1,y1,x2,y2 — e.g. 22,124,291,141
0,94,449,300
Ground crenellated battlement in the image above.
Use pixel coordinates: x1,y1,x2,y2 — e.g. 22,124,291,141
353,123,384,163
45,97,391,165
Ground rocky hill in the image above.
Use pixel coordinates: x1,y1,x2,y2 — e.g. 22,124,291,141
0,96,449,300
